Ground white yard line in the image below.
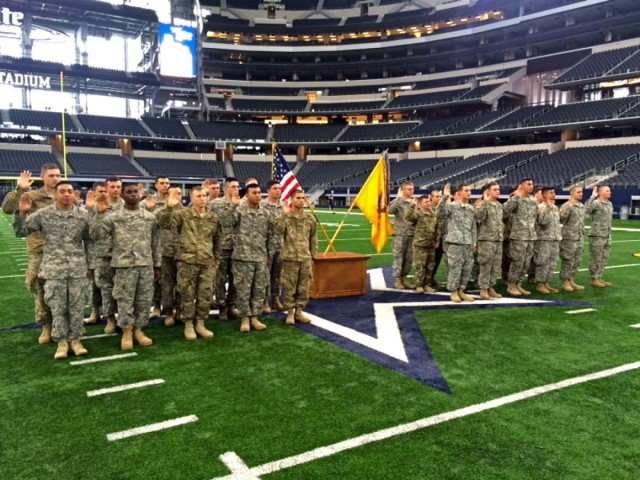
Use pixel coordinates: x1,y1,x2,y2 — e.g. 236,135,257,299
106,415,198,441
87,379,165,397
80,333,117,340
70,353,137,365
630,324,640,328
565,308,596,315
0,274,24,280
214,360,640,480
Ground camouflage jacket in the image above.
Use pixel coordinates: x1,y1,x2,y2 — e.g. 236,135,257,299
585,196,613,238
13,204,92,278
475,200,505,242
404,205,441,247
388,196,415,236
3,187,55,253
559,201,585,241
157,206,221,266
150,198,181,258
86,201,123,258
504,195,537,241
536,203,562,241
227,203,275,262
276,210,317,261
208,197,237,250
90,207,161,268
260,198,284,251
437,196,477,246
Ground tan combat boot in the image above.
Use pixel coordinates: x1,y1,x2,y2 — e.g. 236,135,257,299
195,320,214,339
85,306,101,324
121,327,134,350
591,278,606,288
425,285,436,293
134,328,153,346
228,307,241,319
516,283,531,296
394,278,405,289
545,283,559,294
285,308,295,325
104,315,117,335
70,339,88,356
184,321,197,341
250,316,267,331
479,289,490,300
506,283,522,297
240,317,250,333
54,340,69,360
536,282,551,294
600,278,612,287
261,300,272,315
569,279,585,291
402,276,414,289
561,280,574,292
295,308,311,324
415,286,425,294
488,288,502,299
150,304,162,319
450,290,461,303
39,324,52,345
164,309,175,327
271,297,285,312
458,289,474,302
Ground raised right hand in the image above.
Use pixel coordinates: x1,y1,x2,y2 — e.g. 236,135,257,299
95,193,108,214
18,192,33,214
167,188,182,208
17,170,34,190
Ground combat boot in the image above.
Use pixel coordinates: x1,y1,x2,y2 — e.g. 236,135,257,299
38,324,52,345
458,289,474,302
415,286,425,294
228,307,241,319
70,339,88,356
536,282,551,294
295,308,311,324
150,304,162,319
218,306,228,321
545,283,559,294
134,328,153,347
506,283,522,296
600,278,612,287
195,320,214,339
285,308,295,325
271,297,285,312
450,290,461,303
104,315,117,334
394,278,405,289
479,289,491,300
250,316,267,331
261,300,272,315
54,340,69,360
164,309,175,327
85,306,101,324
184,321,197,341
240,317,250,333
569,279,585,291
516,283,531,296
401,276,414,289
488,288,502,299
425,286,436,293
591,278,606,288
121,327,134,350
561,280,574,292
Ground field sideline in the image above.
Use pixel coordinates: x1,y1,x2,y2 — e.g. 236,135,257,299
0,210,639,480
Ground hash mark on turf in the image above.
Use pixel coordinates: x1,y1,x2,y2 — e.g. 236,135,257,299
630,323,640,328
70,353,137,365
106,415,198,441
87,379,165,397
565,308,596,314
80,333,118,340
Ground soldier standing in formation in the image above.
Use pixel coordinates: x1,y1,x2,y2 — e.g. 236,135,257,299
260,180,286,313
14,182,92,360
405,195,441,294
586,185,614,287
85,181,107,324
559,185,586,292
474,182,504,300
388,181,415,289
533,188,562,294
429,189,444,287
277,190,317,324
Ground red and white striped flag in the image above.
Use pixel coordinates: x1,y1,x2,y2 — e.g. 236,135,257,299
272,148,302,204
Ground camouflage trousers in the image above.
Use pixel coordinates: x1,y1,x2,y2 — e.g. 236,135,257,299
161,256,179,313
281,260,312,309
26,252,52,325
44,277,87,342
177,262,216,322
501,240,511,281
445,243,474,291
534,240,559,284
392,235,413,278
432,243,444,282
477,240,503,290
265,250,283,299
232,260,267,318
94,257,117,317
507,240,534,284
588,236,611,279
412,245,436,289
91,279,102,308
113,266,154,329
215,249,237,308
559,239,583,280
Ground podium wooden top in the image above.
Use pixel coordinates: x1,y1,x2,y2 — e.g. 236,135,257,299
313,252,371,262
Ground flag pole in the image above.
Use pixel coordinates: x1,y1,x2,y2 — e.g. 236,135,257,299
323,192,361,254
60,71,68,180
304,197,338,254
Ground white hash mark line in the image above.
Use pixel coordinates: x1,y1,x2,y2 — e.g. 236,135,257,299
630,324,640,328
106,415,198,441
212,361,640,480
70,353,137,365
565,308,596,315
80,333,117,340
219,452,259,480
87,379,165,397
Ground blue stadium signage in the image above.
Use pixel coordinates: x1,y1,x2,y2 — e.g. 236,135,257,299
0,71,51,89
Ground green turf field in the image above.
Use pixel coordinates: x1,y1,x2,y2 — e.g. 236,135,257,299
0,210,639,480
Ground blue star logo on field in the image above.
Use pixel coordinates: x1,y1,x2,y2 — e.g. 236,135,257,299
294,266,591,393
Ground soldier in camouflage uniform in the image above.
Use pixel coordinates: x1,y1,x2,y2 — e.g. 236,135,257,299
208,177,241,320
227,183,275,333
91,183,161,350
559,185,586,292
437,183,477,303
388,181,415,289
158,187,221,341
534,188,562,294
276,190,317,325
501,187,517,283
84,182,107,325
429,190,445,287
585,185,614,287
475,182,504,300
526,187,545,284
2,165,59,344
14,182,92,360
405,196,441,294
504,178,537,296
260,180,285,313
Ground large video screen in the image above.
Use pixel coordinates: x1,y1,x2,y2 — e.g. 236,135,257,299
158,23,197,78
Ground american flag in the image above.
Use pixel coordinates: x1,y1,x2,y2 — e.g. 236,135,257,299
272,148,302,204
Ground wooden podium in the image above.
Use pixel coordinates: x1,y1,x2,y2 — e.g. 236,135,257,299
309,252,370,299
